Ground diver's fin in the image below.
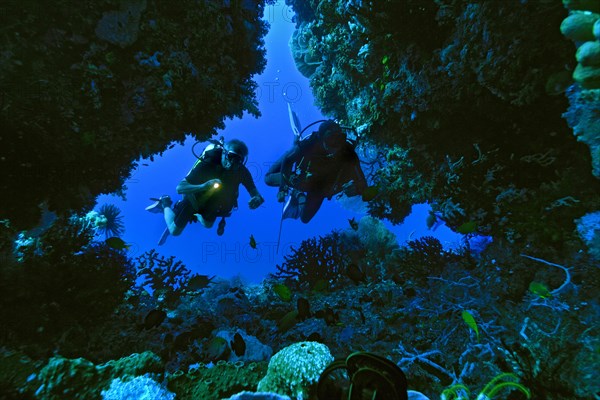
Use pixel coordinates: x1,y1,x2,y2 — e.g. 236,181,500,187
157,228,170,246
287,102,301,137
282,190,305,220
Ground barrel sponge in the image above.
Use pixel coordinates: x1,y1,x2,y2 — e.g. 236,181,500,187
576,41,600,66
561,12,600,42
256,342,333,399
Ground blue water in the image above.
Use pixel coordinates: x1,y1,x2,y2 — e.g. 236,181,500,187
96,3,462,283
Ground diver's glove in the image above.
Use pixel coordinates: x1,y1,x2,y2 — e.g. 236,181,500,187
249,194,265,209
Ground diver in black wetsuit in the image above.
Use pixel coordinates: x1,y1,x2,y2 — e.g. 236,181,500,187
265,120,367,223
146,139,264,244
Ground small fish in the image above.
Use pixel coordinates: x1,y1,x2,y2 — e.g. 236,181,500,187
206,336,229,360
461,310,480,342
348,217,358,231
346,263,366,285
457,221,477,234
297,297,311,320
273,283,292,302
249,234,257,249
168,143,175,149
361,185,379,202
278,310,299,332
143,309,166,329
186,274,215,291
105,236,130,250
319,306,339,326
306,332,323,342
312,279,329,292
426,211,437,229
142,163,149,166
529,281,552,299
230,332,246,356
173,331,195,351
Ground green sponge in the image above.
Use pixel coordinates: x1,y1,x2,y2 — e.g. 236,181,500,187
257,342,333,399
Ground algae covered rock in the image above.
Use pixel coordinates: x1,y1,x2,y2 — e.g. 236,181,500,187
167,360,268,400
34,351,163,400
256,341,333,399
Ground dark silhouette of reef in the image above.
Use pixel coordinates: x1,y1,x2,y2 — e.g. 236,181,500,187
1,214,597,399
0,0,271,230
1,1,599,399
286,0,600,255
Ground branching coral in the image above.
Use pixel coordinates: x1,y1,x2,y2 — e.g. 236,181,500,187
389,236,467,283
272,231,348,289
135,250,196,305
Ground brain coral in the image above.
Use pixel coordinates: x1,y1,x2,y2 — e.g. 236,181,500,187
256,342,333,399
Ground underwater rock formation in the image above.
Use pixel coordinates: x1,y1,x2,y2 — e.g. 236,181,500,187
285,0,600,254
34,351,163,399
0,0,270,229
560,1,600,179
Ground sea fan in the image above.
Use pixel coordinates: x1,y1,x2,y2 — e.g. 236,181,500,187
97,204,125,238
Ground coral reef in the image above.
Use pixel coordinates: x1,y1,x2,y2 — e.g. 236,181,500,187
1,229,597,399
0,214,134,358
560,0,600,178
102,374,175,400
272,231,349,289
135,249,198,307
167,360,268,400
34,351,163,399
1,2,598,400
284,0,600,254
0,0,270,230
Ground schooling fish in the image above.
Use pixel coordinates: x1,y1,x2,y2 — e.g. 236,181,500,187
349,217,358,231
249,234,257,249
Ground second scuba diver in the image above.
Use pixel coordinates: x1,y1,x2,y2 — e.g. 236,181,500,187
264,120,368,223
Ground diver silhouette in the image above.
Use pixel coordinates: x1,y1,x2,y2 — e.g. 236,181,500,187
146,139,264,245
265,120,367,223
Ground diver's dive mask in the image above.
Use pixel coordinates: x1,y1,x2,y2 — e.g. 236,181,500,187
224,149,244,164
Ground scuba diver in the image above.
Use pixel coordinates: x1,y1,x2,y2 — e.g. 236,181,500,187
146,138,264,245
265,119,368,223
